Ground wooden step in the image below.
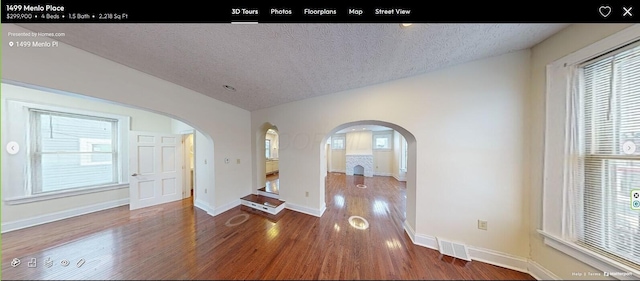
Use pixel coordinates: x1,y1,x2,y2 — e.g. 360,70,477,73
240,194,285,216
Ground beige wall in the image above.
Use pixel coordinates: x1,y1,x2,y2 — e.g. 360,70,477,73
528,24,633,279
251,49,531,258
329,130,395,176
373,150,393,176
330,136,346,172
392,131,407,181
372,130,393,176
346,131,373,155
2,24,252,221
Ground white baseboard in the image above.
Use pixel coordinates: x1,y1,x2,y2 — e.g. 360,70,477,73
392,174,406,182
403,222,439,250
286,202,324,217
373,172,393,177
194,199,215,215
318,203,326,217
528,260,560,280
1,198,129,233
403,220,416,243
415,233,439,250
330,170,345,174
468,246,529,274
213,199,240,216
404,228,557,280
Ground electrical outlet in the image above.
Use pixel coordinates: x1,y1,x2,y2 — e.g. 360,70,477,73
305,191,309,197
236,158,240,164
204,189,207,194
478,220,488,230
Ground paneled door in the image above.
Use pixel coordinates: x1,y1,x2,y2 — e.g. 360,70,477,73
129,131,183,210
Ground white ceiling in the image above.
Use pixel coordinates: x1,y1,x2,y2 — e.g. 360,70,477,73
16,23,568,111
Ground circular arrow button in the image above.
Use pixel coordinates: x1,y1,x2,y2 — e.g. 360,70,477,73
622,141,636,155
6,141,19,155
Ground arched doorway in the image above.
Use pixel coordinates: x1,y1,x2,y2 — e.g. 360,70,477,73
320,120,417,235
255,123,281,199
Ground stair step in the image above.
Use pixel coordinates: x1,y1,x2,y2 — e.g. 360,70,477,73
240,194,285,216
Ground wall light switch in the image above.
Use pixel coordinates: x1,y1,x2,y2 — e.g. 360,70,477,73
236,159,240,164
478,220,488,230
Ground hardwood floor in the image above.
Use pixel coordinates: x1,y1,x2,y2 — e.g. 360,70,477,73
258,173,280,195
1,173,534,280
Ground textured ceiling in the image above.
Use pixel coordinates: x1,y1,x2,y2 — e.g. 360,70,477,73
16,23,568,111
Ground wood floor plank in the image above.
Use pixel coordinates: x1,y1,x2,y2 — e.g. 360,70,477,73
2,173,534,280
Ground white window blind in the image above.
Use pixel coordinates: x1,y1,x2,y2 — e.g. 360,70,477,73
265,139,271,158
30,109,119,194
400,138,408,171
578,43,640,269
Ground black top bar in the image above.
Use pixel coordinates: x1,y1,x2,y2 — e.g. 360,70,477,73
2,1,640,23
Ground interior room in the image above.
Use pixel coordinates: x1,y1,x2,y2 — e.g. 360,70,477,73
2,23,639,280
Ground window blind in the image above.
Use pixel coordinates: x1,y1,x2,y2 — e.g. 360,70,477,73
580,44,640,268
30,109,119,193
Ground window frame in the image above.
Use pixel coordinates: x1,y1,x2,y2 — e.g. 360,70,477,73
400,137,408,172
265,139,271,159
541,25,640,279
2,98,130,204
372,132,393,150
29,109,120,194
331,135,345,150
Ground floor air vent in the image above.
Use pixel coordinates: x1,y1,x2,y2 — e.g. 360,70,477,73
436,237,471,261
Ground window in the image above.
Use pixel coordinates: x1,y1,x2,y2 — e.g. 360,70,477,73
400,138,408,171
30,109,119,194
332,135,345,150
265,139,271,158
373,133,392,150
541,26,640,278
574,44,640,268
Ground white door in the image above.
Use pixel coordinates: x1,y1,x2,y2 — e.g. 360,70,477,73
129,131,183,210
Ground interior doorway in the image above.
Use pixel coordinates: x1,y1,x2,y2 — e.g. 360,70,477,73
183,133,194,199
259,128,280,199
321,120,417,235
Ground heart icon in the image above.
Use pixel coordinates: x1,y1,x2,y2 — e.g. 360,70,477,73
599,6,612,18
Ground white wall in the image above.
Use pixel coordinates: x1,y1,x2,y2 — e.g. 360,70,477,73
171,119,194,134
346,131,372,155
2,83,174,132
1,83,176,224
251,49,531,258
2,24,252,220
528,24,632,280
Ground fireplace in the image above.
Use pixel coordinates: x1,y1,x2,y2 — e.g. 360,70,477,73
346,155,373,177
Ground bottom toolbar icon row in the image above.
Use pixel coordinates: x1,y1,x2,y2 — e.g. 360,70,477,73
11,258,85,268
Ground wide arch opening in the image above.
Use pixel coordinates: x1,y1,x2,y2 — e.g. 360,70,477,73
320,120,418,233
1,81,216,214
